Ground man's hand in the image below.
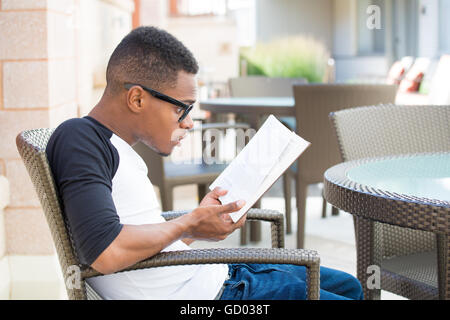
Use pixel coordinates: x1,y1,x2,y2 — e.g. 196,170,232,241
199,186,227,206
181,188,243,245
181,200,247,242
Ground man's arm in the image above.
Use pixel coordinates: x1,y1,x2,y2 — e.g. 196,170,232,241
92,200,246,274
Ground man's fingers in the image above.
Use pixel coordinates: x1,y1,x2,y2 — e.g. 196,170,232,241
215,200,246,214
212,187,228,197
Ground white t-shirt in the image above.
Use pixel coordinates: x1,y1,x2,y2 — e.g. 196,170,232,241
86,134,228,299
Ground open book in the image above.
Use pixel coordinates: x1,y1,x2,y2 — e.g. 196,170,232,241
209,115,311,223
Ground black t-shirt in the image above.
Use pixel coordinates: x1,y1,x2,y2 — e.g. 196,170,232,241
46,116,123,266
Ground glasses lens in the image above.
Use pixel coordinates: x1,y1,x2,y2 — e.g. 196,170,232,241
178,105,193,122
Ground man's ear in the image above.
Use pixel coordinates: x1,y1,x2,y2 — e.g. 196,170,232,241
126,86,145,114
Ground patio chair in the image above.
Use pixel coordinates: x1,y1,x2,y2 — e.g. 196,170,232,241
290,84,397,248
16,128,320,300
228,76,308,97
329,104,450,299
228,76,308,234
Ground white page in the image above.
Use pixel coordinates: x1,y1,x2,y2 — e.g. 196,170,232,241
210,115,291,205
229,131,310,222
209,115,311,222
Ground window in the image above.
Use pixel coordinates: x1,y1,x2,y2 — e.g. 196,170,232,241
357,0,386,55
169,0,227,17
439,0,450,53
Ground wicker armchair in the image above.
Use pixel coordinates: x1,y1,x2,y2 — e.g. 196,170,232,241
16,128,320,300
329,104,450,299
290,83,397,248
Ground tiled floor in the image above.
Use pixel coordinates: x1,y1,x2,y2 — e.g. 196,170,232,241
169,179,406,300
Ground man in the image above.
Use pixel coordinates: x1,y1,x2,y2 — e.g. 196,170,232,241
46,26,363,300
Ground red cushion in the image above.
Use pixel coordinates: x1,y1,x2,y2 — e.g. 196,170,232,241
386,61,405,85
398,71,424,92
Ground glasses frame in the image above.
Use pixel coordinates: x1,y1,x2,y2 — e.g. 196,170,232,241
124,83,194,122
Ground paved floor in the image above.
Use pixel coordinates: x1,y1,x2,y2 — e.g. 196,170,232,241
169,178,406,300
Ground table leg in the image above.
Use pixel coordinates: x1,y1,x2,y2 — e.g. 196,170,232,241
436,234,449,299
354,216,381,300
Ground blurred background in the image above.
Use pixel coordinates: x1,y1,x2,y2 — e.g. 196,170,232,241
0,0,449,299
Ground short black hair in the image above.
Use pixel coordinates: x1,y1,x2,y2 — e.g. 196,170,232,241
105,26,199,94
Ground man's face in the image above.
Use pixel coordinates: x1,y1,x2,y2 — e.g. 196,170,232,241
136,71,196,156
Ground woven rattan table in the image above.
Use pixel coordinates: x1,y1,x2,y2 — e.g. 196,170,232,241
323,152,450,299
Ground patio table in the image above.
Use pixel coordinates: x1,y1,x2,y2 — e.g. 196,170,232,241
323,152,450,299
199,97,295,243
199,97,295,116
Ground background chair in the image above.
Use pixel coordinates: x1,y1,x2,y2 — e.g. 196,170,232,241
329,104,450,300
16,128,320,300
290,84,397,248
228,76,308,97
228,76,308,235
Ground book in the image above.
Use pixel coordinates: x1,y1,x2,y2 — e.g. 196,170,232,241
209,114,311,222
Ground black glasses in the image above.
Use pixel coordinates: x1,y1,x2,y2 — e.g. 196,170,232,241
124,83,194,122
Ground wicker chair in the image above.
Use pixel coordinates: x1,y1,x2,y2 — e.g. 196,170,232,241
289,83,398,248
228,76,308,97
329,104,450,299
228,76,308,235
16,128,320,300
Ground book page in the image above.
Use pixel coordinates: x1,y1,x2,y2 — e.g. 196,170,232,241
209,115,310,222
210,115,291,205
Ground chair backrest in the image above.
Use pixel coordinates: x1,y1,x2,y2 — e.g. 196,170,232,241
329,104,450,258
293,83,397,183
16,129,88,300
229,76,308,97
330,104,450,162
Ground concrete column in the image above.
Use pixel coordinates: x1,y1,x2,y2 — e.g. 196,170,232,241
0,0,78,299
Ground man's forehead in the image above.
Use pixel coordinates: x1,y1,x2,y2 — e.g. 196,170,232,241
165,71,197,99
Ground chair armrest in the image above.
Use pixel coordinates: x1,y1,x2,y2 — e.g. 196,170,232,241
161,208,285,248
81,247,320,300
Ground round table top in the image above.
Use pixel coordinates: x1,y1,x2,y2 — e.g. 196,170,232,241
323,152,450,233
199,97,295,116
346,153,450,202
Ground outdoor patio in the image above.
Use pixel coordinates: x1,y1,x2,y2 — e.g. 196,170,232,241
1,0,449,302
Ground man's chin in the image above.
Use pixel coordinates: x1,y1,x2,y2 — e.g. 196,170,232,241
157,151,171,157
144,142,173,157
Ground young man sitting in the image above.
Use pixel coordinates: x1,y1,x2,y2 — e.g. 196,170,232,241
46,26,363,300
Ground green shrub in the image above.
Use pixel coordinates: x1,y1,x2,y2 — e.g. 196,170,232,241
240,36,330,83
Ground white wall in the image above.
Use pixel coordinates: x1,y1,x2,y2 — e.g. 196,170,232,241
167,16,239,84
333,0,357,56
418,0,439,58
255,0,333,49
76,0,134,116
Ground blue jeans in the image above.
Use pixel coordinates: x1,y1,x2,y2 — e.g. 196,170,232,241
218,264,364,300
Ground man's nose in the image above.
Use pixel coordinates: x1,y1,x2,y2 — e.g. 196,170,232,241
180,114,194,130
